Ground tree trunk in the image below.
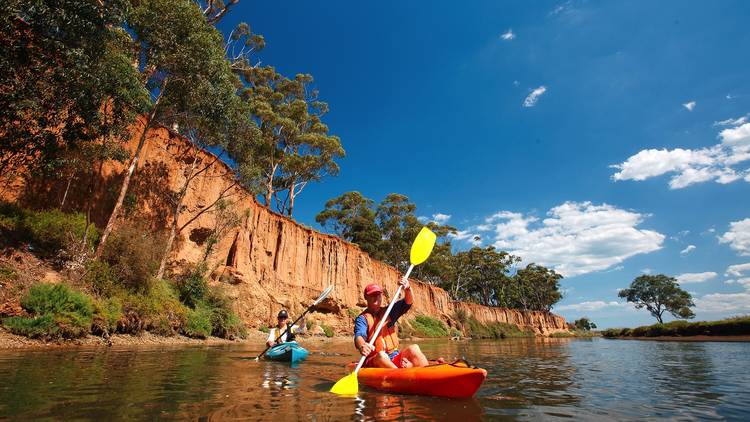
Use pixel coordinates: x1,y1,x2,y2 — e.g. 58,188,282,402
60,173,74,210
156,151,202,279
96,85,165,257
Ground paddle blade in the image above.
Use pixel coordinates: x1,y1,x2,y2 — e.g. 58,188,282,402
330,372,358,395
313,285,334,306
410,227,437,265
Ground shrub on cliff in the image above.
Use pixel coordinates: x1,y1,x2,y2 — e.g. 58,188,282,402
3,283,94,339
0,203,98,257
204,287,246,339
175,264,209,308
118,278,187,336
99,222,164,292
183,302,213,339
91,297,123,336
409,316,449,337
464,317,534,339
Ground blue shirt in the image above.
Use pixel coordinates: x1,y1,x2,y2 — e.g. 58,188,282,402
353,299,411,345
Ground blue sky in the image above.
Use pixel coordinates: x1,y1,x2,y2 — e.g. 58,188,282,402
219,1,750,328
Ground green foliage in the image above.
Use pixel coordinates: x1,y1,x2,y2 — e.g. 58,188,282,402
452,309,469,326
0,263,17,283
259,326,270,333
3,283,94,339
320,324,334,338
574,317,597,331
348,308,361,319
118,279,187,336
99,222,163,292
408,316,449,337
92,297,123,335
619,274,695,323
306,319,315,330
602,316,750,338
315,192,384,258
183,302,213,339
1,0,148,178
84,260,119,297
175,264,209,308
464,317,534,339
0,204,98,257
204,287,246,339
449,328,462,338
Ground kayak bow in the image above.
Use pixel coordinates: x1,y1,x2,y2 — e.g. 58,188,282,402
265,342,309,364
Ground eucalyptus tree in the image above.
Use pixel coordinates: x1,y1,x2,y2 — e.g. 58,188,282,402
97,0,247,256
375,194,422,272
272,75,344,217
618,274,695,323
0,0,148,181
511,263,563,311
315,191,383,258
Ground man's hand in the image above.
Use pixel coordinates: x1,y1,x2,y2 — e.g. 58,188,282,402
358,342,374,356
399,277,410,291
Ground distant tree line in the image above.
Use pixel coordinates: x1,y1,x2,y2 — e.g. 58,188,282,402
316,192,563,312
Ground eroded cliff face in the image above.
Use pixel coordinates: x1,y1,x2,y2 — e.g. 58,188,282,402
1,120,569,336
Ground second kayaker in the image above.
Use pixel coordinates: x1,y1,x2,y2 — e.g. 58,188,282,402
354,279,429,368
266,309,305,347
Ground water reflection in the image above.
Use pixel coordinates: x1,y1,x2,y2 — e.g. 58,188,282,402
0,339,748,420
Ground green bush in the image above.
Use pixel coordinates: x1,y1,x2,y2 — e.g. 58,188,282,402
0,264,17,282
464,317,534,339
259,326,270,333
348,308,360,318
204,287,246,339
306,319,314,330
409,315,449,337
92,297,123,335
320,324,334,338
175,264,209,308
449,328,462,338
0,203,98,256
118,279,187,335
84,260,119,297
3,283,94,339
606,317,750,338
99,222,163,292
183,302,213,339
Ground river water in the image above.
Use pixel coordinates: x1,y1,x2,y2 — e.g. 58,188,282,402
0,337,748,421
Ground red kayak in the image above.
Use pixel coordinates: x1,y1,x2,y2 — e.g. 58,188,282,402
345,360,487,398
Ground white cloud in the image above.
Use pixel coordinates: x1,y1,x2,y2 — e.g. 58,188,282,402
680,245,696,255
480,201,664,277
693,291,750,313
555,300,630,312
611,117,750,189
725,277,750,287
719,218,750,256
523,86,547,108
676,272,717,284
725,262,750,277
642,268,652,275
683,101,696,111
431,213,451,224
500,29,515,41
714,115,748,127
449,230,482,246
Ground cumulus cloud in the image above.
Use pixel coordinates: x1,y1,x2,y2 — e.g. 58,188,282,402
725,262,750,277
500,29,515,41
725,277,750,287
683,101,696,111
523,86,547,107
719,218,750,256
676,272,717,284
431,213,451,224
680,245,696,255
611,117,750,189
555,300,630,312
449,230,482,246
473,202,664,277
693,291,750,313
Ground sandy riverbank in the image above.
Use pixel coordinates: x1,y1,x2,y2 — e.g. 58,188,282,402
0,327,353,350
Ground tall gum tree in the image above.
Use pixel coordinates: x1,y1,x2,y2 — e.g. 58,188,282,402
97,0,245,256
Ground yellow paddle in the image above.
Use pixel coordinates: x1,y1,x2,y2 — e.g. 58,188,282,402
330,226,437,395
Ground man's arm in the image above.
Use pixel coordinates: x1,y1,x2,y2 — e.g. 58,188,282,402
400,277,413,304
354,315,374,356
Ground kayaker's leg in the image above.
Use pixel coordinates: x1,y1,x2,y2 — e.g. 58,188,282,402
401,344,429,367
369,351,398,368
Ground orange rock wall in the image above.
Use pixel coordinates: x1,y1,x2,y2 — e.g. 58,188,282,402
1,120,569,336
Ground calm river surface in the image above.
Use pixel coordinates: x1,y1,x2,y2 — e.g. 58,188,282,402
1,338,748,421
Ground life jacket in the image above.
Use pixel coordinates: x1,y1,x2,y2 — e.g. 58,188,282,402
274,323,296,344
360,307,400,354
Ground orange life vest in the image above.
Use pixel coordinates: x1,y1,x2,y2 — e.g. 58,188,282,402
360,307,400,354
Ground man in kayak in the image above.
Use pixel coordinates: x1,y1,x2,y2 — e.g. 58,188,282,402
354,279,429,368
266,309,305,347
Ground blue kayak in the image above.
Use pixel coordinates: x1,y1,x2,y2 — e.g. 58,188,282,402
265,341,308,363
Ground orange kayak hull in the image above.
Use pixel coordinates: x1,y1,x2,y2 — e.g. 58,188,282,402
345,361,487,398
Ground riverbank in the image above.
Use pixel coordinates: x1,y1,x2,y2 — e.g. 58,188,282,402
605,335,750,342
601,316,750,339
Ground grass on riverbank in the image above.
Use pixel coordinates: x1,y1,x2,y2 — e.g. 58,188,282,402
601,316,750,338
549,330,599,338
463,317,535,339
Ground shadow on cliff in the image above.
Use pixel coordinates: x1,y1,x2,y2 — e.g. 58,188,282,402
18,161,175,231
